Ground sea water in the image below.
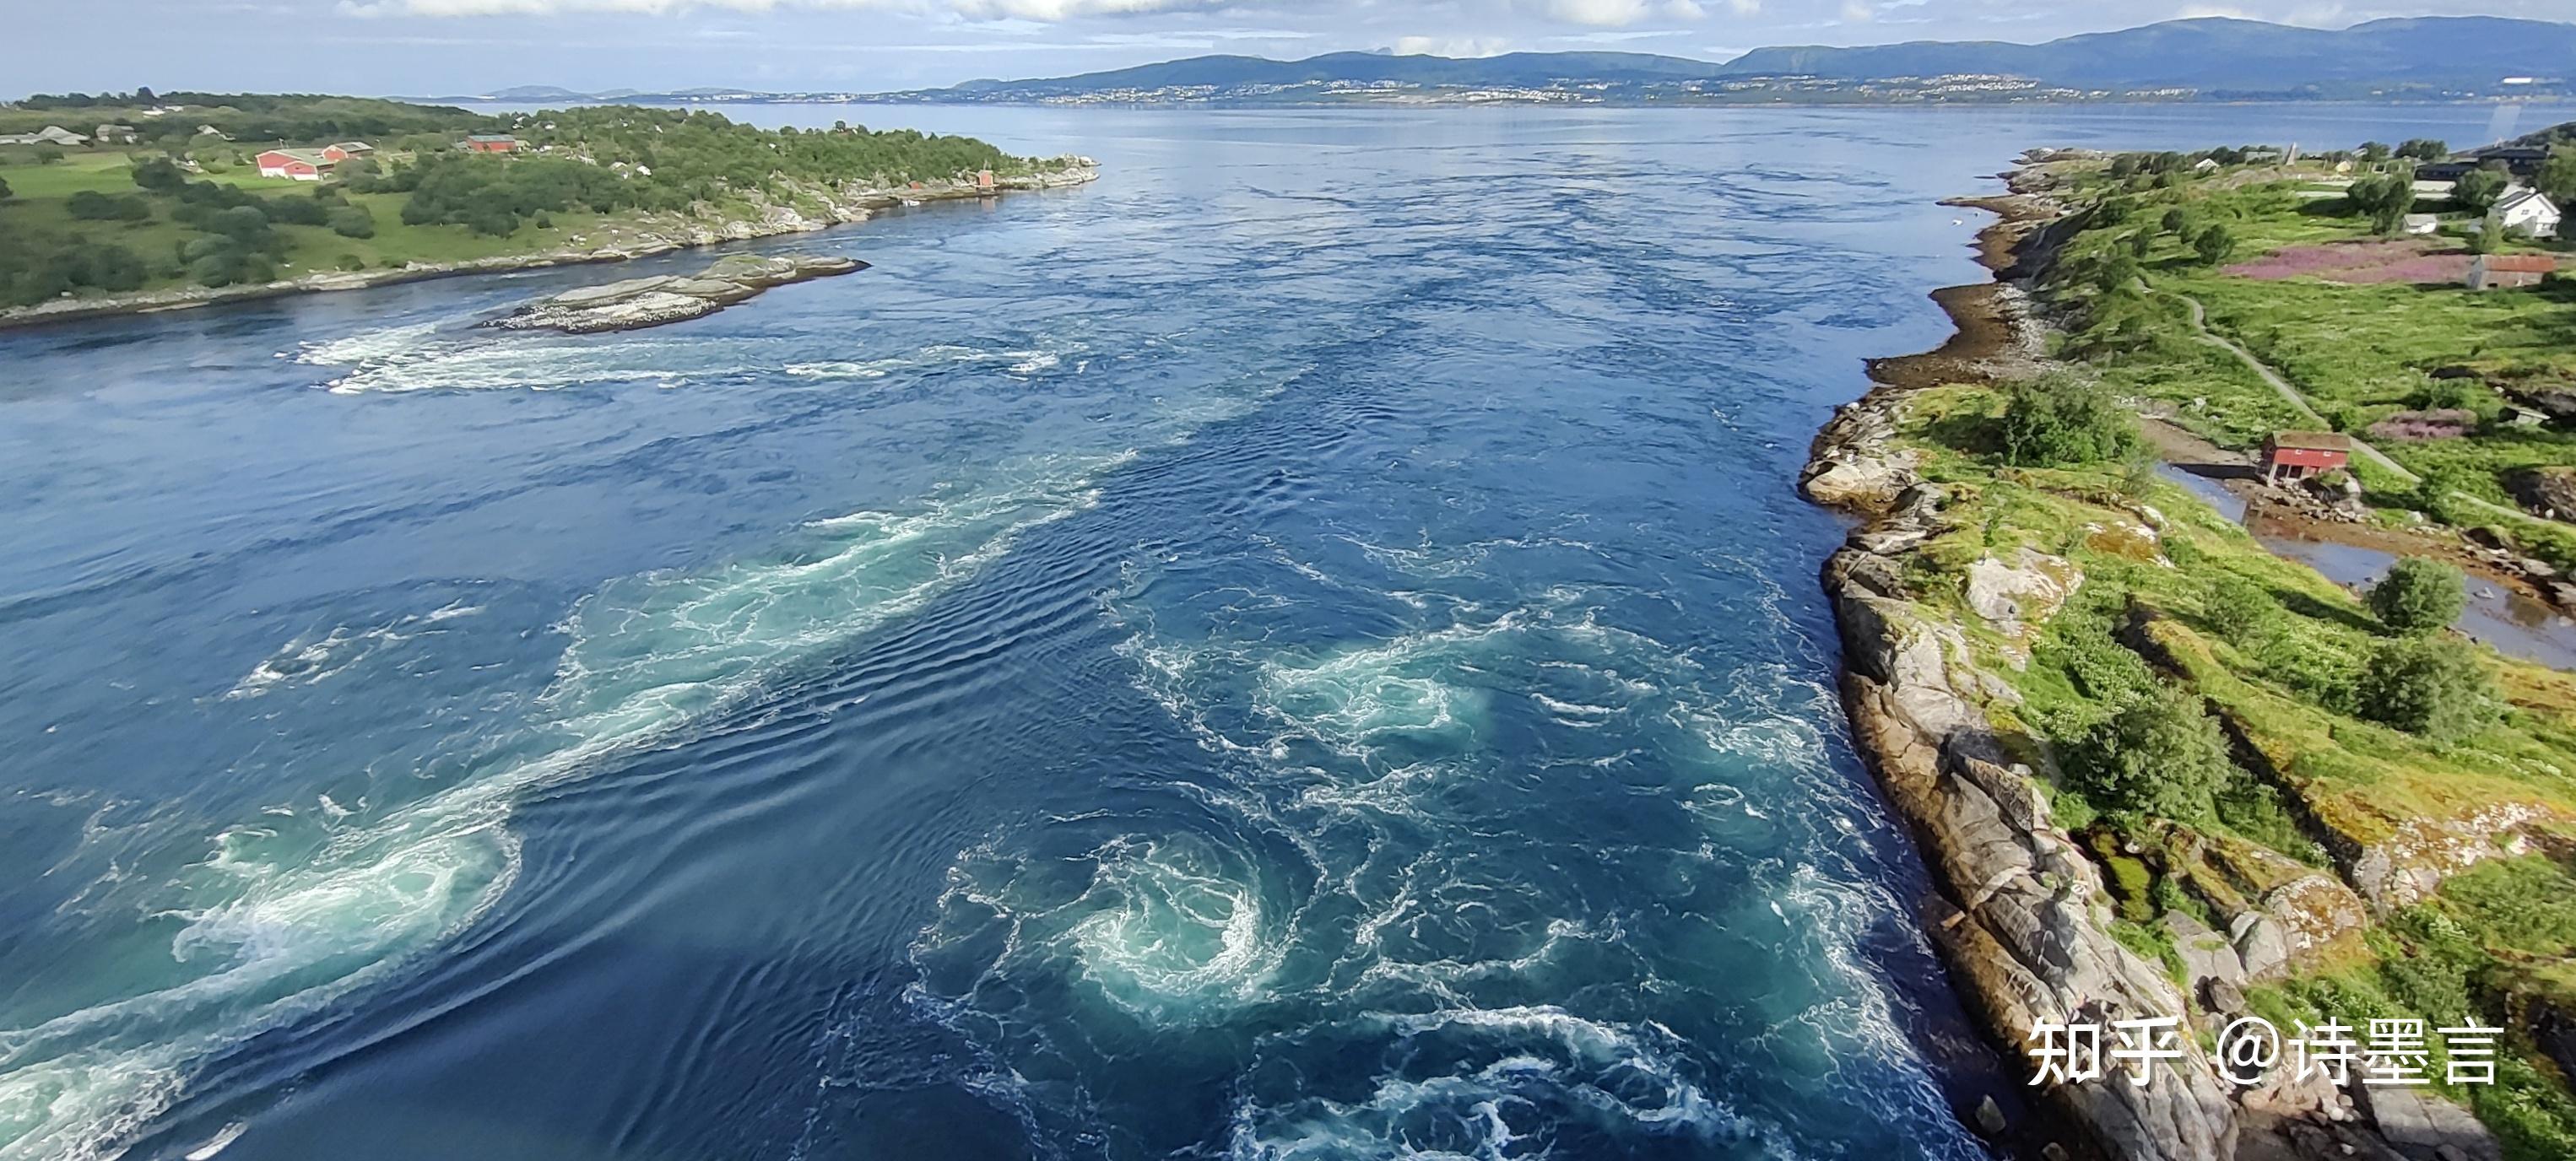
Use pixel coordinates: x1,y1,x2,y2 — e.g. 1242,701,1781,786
0,103,2517,1161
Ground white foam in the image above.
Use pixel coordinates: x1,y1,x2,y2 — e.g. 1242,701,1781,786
0,450,1134,1161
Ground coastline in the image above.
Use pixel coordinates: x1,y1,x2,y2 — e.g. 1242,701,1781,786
1805,165,2456,1161
0,163,1099,333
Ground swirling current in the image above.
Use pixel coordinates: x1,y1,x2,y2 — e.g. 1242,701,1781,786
0,104,2515,1161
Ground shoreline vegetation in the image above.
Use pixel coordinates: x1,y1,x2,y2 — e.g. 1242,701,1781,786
1812,137,2576,1159
0,94,1097,331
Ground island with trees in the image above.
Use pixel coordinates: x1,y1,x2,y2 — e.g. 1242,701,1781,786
0,91,1096,327
1806,127,2576,1160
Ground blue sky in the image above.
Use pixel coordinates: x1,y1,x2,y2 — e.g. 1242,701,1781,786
12,1,2568,98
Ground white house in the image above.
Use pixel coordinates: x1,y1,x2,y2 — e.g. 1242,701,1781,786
2496,188,2562,240
0,125,89,148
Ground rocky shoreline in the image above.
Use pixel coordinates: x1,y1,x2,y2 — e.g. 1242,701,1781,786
1806,159,2481,1161
0,162,1098,332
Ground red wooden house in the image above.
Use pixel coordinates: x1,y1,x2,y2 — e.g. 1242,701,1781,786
2261,431,2351,484
254,148,335,181
460,134,522,154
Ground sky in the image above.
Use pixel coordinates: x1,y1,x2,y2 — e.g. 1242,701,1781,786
8,0,2570,99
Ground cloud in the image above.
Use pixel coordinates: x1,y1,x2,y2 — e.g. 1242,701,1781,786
344,0,1250,16
1517,0,1703,28
1394,34,1509,56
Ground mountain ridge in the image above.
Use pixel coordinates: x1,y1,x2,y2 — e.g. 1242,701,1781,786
433,16,2576,107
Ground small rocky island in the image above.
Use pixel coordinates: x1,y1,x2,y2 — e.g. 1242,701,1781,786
484,253,869,335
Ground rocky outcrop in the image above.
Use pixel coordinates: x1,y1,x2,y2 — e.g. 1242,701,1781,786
1807,168,2497,1161
1816,417,2238,1158
484,253,867,334
2507,466,2576,522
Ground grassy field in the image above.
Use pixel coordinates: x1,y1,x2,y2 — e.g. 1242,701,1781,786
0,148,744,296
2037,157,2576,566
1888,378,2576,1157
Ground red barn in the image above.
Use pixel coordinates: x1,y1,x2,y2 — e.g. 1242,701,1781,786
321,141,375,162
2262,431,2351,484
976,169,996,193
254,148,335,181
460,134,522,154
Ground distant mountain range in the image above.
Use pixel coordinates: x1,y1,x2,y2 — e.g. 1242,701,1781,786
433,16,2576,107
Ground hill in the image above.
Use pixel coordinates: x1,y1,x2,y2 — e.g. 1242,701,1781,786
820,16,2573,105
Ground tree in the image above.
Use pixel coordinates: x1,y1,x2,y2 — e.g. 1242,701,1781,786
2360,636,2497,742
2359,141,2392,164
327,204,376,239
67,191,149,222
131,157,187,193
2368,558,2466,636
2467,214,2504,256
2160,207,2189,235
2538,145,2576,208
2395,138,2449,163
2346,170,2416,235
2193,224,2237,265
1997,373,2142,467
0,175,13,202
2452,167,2511,214
2065,683,2234,821
2205,573,2276,637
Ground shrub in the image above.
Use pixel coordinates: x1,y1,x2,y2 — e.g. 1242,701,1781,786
2367,558,2466,635
327,204,376,239
2359,635,2497,741
2064,683,2234,823
68,191,149,221
336,253,366,271
131,157,187,192
2204,573,2276,637
1996,373,2141,467
261,195,328,227
2192,224,2237,265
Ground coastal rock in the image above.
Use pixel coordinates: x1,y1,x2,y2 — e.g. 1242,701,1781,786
2507,466,2576,522
2351,1084,2501,1161
487,253,869,335
1964,548,2081,630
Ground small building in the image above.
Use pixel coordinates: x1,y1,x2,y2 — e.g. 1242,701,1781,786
2192,157,2220,173
2502,405,2550,429
322,141,375,162
2400,213,2440,235
2261,431,2351,484
2494,188,2562,240
195,123,234,141
255,148,336,181
0,125,90,147
975,169,997,193
2467,254,2558,291
459,134,522,154
94,124,139,144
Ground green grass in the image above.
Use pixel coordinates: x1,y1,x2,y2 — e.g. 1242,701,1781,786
0,149,739,296
1883,378,2576,1154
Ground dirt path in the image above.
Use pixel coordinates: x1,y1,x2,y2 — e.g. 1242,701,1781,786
2158,287,2552,528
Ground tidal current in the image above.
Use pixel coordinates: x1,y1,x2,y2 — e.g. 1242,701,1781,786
0,104,2516,1161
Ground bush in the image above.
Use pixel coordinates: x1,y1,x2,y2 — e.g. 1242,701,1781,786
2359,636,2497,741
336,253,367,271
2368,558,2466,635
131,157,187,193
68,190,149,221
2192,224,2237,265
1996,373,2141,467
2204,573,2276,637
0,175,11,201
2065,683,2234,822
327,204,376,239
261,195,328,227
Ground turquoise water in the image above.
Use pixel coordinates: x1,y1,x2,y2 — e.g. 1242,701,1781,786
0,103,2521,1161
